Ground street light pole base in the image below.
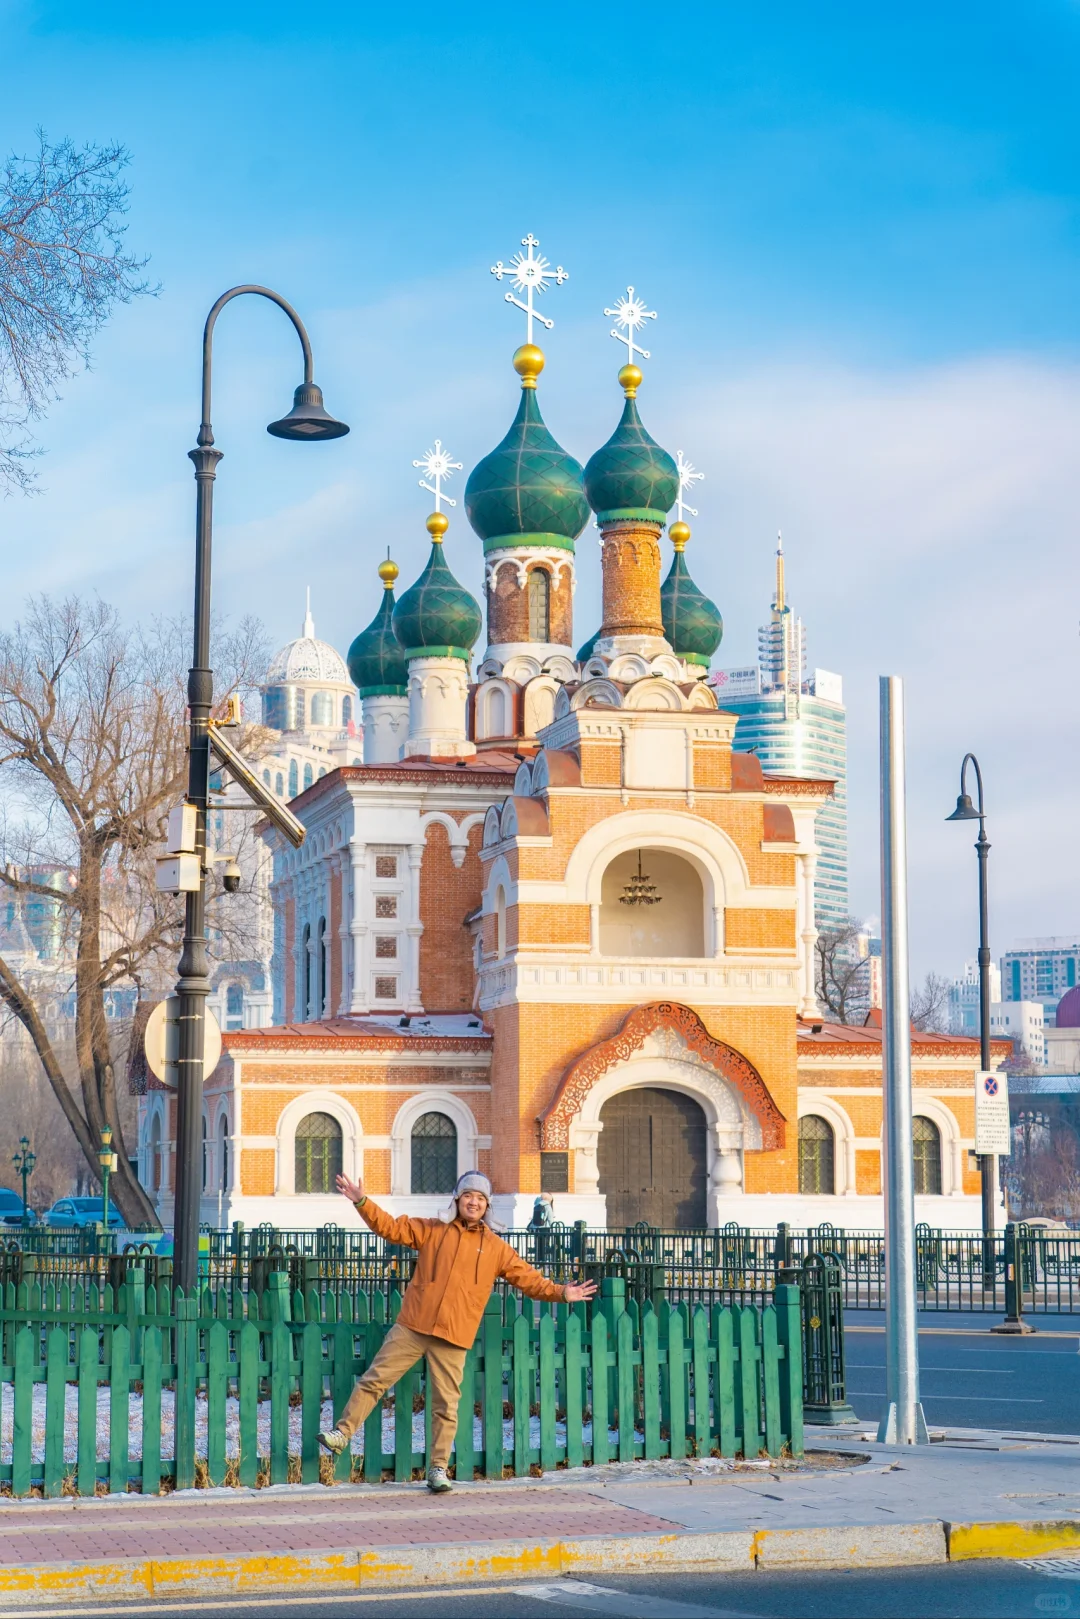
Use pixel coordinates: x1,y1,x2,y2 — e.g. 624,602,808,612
876,1401,930,1445
991,1318,1036,1335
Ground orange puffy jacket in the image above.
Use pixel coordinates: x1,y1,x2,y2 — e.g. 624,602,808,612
355,1197,565,1348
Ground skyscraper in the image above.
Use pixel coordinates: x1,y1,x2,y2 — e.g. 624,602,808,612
709,538,849,931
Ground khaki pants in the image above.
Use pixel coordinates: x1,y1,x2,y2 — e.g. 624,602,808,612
336,1320,468,1469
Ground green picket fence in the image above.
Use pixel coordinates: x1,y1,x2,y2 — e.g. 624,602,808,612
0,1271,803,1496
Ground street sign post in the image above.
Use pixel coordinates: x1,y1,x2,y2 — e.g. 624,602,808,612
975,1068,1010,1157
145,997,222,1090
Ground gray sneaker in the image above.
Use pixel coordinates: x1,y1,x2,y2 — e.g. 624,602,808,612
426,1465,452,1493
319,1428,348,1456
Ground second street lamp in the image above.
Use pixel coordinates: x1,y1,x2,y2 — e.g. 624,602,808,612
98,1124,117,1231
945,753,1000,1261
12,1137,35,1227
172,286,348,1295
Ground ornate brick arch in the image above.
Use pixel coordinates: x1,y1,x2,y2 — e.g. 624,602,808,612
538,1001,786,1150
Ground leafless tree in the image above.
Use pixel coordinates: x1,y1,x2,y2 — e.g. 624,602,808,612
814,917,870,1024
0,595,266,1225
0,131,154,492
910,971,952,1033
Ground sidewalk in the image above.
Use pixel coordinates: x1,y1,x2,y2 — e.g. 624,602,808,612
3,1429,1080,1603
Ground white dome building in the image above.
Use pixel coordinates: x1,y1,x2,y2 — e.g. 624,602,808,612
262,594,356,739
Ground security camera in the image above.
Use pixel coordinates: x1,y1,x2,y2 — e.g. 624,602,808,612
222,858,242,894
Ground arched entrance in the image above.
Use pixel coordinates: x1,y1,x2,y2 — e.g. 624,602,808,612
597,1087,708,1229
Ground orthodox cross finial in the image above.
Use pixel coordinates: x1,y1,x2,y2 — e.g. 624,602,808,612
490,234,569,345
413,440,463,510
675,451,704,523
604,287,657,365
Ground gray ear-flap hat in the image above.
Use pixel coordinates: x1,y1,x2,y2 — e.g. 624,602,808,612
441,1171,506,1231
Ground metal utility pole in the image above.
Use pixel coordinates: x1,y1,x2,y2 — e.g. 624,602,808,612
877,676,929,1445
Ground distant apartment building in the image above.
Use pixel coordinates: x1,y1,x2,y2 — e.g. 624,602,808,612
947,960,1003,1037
1000,939,1080,1024
990,1001,1046,1067
709,538,848,931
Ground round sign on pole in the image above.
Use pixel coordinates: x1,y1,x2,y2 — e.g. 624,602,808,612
144,998,223,1090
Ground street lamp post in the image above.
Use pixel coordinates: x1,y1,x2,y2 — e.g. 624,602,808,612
173,286,348,1294
945,753,999,1261
98,1124,117,1231
12,1138,35,1227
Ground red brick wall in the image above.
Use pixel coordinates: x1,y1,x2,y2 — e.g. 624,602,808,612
419,820,484,1011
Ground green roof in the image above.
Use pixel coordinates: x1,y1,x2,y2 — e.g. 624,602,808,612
347,587,408,697
660,548,723,666
465,387,589,546
392,542,482,658
584,396,678,524
576,627,600,661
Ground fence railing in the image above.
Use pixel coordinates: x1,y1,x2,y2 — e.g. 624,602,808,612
0,1269,803,1496
9,1220,1080,1313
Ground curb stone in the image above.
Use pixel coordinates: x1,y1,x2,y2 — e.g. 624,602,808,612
0,1517,1077,1602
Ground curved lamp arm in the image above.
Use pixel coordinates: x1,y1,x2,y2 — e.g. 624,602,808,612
198,285,314,447
959,752,986,818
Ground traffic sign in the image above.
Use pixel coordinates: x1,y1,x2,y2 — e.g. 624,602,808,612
974,1068,1010,1155
144,998,222,1090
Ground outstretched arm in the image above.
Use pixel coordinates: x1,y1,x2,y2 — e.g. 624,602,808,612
335,1173,433,1250
498,1245,598,1304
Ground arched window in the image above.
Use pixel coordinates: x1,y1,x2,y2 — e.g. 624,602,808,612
294,690,306,731
913,1117,942,1195
480,685,508,739
316,917,327,1018
411,1112,458,1195
310,692,334,726
288,760,299,798
342,695,353,728
527,568,551,640
295,1112,343,1194
262,769,271,787
798,1116,835,1195
599,849,705,958
218,1113,229,1193
275,772,284,797
495,886,507,959
303,763,314,790
317,766,327,779
301,923,311,1020
225,983,244,1031
148,1113,161,1192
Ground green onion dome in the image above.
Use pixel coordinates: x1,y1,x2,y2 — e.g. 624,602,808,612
464,345,589,554
392,514,483,661
584,365,678,525
576,628,600,661
347,559,408,696
660,524,723,668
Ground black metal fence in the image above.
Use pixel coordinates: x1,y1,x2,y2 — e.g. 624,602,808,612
6,1219,1080,1315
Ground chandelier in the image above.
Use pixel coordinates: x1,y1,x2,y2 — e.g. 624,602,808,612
619,850,661,907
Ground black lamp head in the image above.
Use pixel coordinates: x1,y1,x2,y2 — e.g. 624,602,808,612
267,381,349,441
945,792,980,822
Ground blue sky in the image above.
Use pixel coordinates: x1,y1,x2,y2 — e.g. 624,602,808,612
3,0,1080,981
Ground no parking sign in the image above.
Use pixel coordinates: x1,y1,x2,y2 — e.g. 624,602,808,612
974,1068,1011,1155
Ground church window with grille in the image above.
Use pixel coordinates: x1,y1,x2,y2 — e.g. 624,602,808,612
912,1117,942,1195
303,763,314,790
798,1115,835,1195
411,1112,457,1195
527,568,551,640
294,1112,342,1194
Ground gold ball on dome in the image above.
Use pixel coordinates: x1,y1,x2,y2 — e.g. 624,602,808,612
378,557,399,589
618,363,643,397
512,343,545,387
669,521,691,551
426,510,449,541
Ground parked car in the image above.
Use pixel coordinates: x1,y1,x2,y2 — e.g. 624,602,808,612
0,1189,38,1228
43,1197,125,1229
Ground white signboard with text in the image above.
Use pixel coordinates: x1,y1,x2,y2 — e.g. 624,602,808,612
974,1068,1011,1155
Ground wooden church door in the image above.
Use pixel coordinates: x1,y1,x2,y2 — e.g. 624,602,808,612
597,1087,708,1229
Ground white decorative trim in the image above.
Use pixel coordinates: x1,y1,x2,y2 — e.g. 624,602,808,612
484,550,576,593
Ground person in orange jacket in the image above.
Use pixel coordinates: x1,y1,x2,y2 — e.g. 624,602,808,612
319,1170,597,1492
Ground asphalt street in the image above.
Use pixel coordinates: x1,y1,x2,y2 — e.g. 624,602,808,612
3,1563,1077,1618
843,1316,1080,1433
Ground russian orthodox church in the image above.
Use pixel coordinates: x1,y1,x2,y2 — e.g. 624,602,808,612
137,246,993,1232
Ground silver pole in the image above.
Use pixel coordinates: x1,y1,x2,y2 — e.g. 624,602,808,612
877,676,929,1445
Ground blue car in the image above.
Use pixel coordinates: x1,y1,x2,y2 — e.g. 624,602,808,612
43,1197,125,1230
0,1188,37,1229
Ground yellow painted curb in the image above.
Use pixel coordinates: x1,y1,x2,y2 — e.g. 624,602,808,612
948,1520,1080,1562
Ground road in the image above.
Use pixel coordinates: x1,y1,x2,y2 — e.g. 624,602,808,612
843,1314,1080,1433
2,1563,1076,1618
